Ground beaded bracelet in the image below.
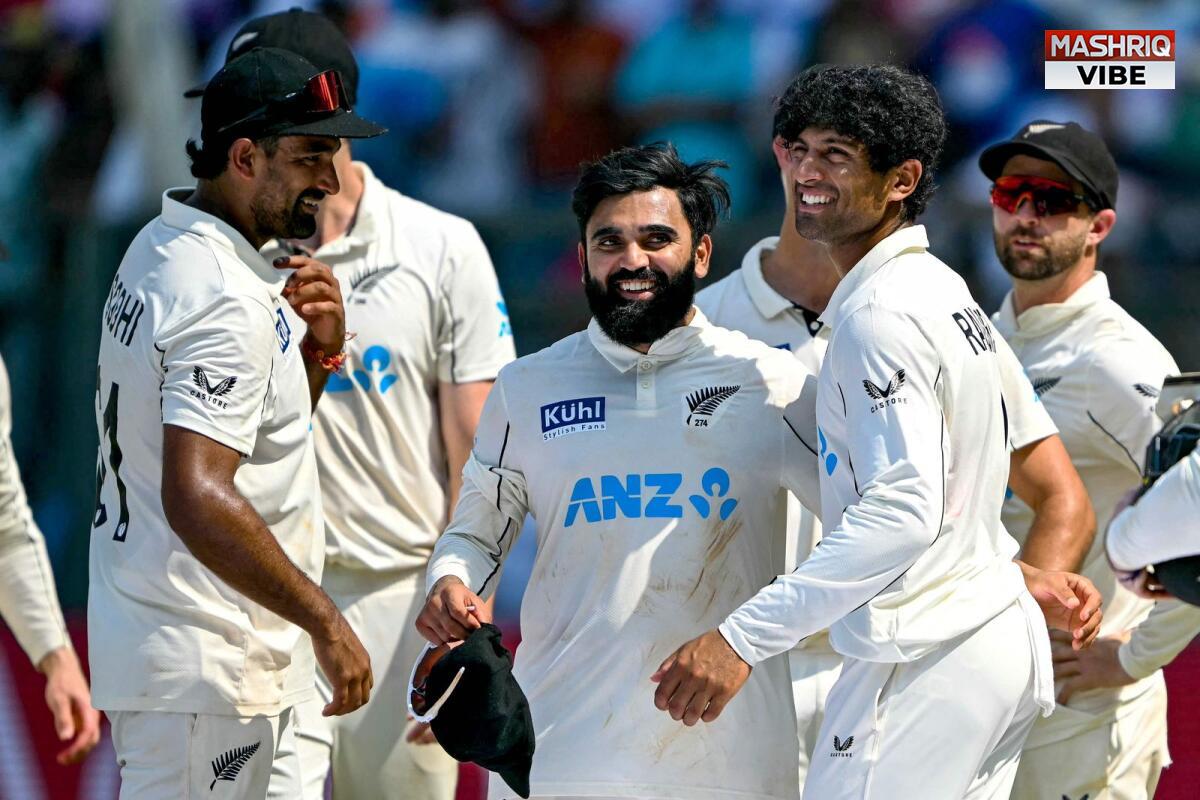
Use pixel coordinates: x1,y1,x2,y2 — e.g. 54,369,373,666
300,332,355,373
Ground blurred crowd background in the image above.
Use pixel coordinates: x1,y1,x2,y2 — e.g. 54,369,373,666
0,0,1198,693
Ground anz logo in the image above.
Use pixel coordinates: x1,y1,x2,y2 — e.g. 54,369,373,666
327,345,398,394
818,427,838,476
564,467,738,528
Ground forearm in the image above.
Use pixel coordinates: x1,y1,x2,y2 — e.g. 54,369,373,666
1019,493,1095,571
167,482,338,638
303,355,331,409
1107,450,1200,571
1119,600,1200,680
0,523,70,665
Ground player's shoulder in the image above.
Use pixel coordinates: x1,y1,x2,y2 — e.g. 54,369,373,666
371,179,485,257
699,321,811,402
495,330,592,386
696,267,744,310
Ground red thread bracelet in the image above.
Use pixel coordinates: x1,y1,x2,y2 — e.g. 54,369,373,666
301,333,355,373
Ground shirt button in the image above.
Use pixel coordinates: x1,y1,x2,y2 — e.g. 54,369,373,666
639,361,652,372
641,381,650,388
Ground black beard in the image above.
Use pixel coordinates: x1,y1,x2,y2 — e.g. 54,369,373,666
584,258,697,348
994,228,1087,281
251,190,323,241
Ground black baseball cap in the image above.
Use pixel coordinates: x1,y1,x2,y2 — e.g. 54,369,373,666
416,625,535,798
198,47,384,146
185,8,359,105
979,120,1118,210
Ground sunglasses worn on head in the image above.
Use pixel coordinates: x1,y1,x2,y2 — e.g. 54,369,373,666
990,175,1095,217
216,69,348,136
408,641,465,723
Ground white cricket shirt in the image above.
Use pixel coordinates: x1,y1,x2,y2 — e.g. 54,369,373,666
428,310,819,800
88,189,323,716
698,238,1053,665
1108,447,1200,571
994,272,1182,733
0,353,70,665
719,226,1048,702
263,163,515,574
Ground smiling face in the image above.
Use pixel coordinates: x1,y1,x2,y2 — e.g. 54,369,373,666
248,134,341,241
773,127,910,246
578,187,711,348
991,154,1108,282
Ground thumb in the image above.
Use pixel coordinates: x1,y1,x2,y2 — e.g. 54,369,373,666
651,654,676,683
48,693,74,740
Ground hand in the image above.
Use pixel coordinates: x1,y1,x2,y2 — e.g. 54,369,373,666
274,255,345,353
312,613,373,716
1051,631,1136,704
1019,564,1103,649
651,630,751,726
1115,567,1173,600
38,647,101,765
416,576,489,645
405,719,439,744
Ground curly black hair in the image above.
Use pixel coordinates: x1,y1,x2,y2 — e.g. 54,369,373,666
185,135,280,180
773,64,946,221
571,143,731,245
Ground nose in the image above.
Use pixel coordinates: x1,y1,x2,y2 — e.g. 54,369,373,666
1012,196,1040,224
792,151,824,184
620,242,651,270
317,161,340,196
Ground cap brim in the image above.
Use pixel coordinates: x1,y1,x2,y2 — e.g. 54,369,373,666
978,142,1102,205
273,108,387,139
498,767,531,799
183,81,206,98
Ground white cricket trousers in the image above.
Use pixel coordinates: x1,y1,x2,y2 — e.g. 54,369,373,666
789,645,843,790
108,707,300,799
293,564,458,800
802,598,1049,800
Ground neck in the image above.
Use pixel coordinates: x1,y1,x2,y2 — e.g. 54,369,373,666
1010,260,1096,316
762,211,841,312
826,208,908,278
185,181,266,249
631,306,696,353
296,160,364,252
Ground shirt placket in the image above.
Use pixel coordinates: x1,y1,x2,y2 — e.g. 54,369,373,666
636,358,657,409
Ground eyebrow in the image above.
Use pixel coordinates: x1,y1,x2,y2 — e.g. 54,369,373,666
589,223,679,241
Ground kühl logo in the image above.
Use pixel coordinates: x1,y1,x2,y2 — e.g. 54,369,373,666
863,368,908,412
564,466,737,527
541,396,605,440
210,741,260,791
830,734,854,757
190,367,237,409
685,385,740,427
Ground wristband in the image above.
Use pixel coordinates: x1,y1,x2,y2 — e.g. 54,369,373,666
301,332,355,373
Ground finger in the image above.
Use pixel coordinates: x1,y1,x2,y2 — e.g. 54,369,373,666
1052,660,1081,679
1057,678,1083,705
1076,612,1103,650
653,662,685,711
651,654,677,684
1050,640,1077,662
448,595,483,632
298,301,343,319
415,616,446,646
323,684,348,716
1072,578,1102,622
701,692,731,723
58,709,99,765
682,689,711,726
285,282,340,308
46,692,74,740
1047,629,1074,644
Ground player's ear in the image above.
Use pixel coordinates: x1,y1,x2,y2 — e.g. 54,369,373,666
577,242,588,285
1088,208,1116,247
227,138,257,181
693,233,712,280
887,158,922,204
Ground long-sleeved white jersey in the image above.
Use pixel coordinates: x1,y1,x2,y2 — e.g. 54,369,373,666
718,226,1048,703
993,272,1190,737
1108,447,1200,571
0,353,70,665
428,310,819,800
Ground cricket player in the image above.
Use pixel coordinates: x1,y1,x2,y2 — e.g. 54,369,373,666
418,143,822,800
658,65,1102,800
89,48,385,798
982,120,1200,800
0,352,100,765
1108,447,1200,583
695,82,1095,786
200,10,516,798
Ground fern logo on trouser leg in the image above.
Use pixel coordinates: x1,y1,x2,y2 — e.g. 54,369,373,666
210,741,261,791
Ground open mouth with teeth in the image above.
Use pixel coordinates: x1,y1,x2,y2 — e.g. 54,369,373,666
614,278,659,301
796,189,835,211
298,195,323,214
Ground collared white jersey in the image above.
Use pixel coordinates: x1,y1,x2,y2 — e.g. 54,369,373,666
994,272,1180,722
264,163,515,573
428,310,819,800
721,226,1036,672
0,354,69,665
89,189,322,716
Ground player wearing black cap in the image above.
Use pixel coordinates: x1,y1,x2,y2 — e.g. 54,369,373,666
195,10,516,800
982,121,1197,800
89,46,385,799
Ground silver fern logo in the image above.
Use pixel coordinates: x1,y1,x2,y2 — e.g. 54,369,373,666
1134,383,1160,398
1033,376,1061,397
210,741,260,791
685,385,740,427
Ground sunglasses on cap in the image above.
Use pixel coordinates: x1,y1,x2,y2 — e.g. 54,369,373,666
216,69,348,136
407,641,466,724
990,175,1097,218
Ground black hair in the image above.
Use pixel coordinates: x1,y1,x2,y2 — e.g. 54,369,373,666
773,64,946,221
185,135,281,180
571,143,731,245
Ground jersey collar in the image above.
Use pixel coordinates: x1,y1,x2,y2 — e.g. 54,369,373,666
739,236,793,320
819,224,929,331
161,188,284,297
587,307,712,373
994,272,1110,339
